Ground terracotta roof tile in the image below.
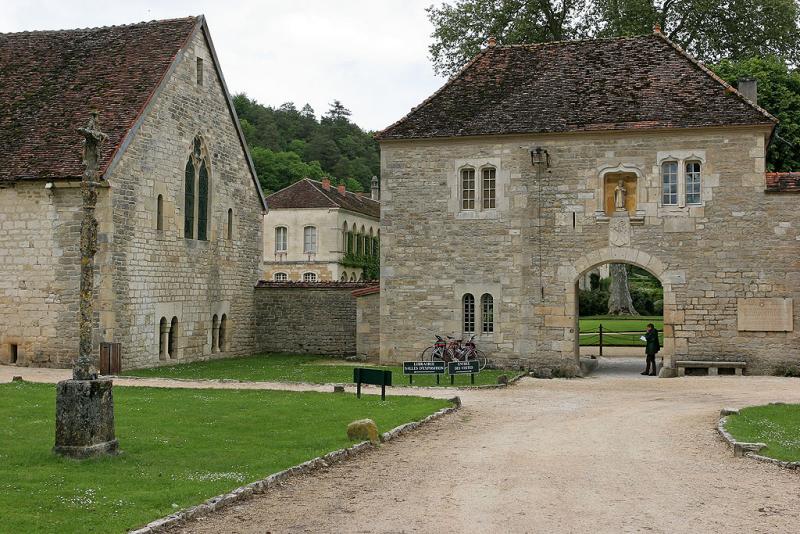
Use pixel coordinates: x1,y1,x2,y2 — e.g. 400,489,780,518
265,178,380,219
0,17,198,181
765,172,800,193
256,280,379,290
377,34,775,141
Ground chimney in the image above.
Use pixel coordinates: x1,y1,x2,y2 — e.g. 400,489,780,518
337,183,346,195
487,36,497,48
371,176,380,201
738,78,758,104
321,177,331,190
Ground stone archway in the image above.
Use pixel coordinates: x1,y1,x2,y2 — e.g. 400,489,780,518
558,247,679,375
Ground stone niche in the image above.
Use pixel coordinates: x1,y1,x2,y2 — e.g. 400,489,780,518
603,172,637,216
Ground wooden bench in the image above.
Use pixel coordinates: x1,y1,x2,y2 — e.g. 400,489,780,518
675,360,746,376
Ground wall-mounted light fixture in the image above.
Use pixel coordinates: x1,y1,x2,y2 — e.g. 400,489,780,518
44,182,54,189
530,147,550,168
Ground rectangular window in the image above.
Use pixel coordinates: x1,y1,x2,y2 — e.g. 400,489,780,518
10,343,18,364
303,226,317,254
463,294,475,333
661,162,678,205
685,161,701,204
481,294,494,333
275,227,287,252
461,169,475,210
274,272,288,281
196,57,204,86
482,168,496,209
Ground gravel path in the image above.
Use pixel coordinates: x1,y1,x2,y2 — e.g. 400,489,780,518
171,370,800,534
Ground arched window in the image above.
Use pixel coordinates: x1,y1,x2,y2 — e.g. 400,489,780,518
184,135,211,240
360,225,366,256
661,161,678,205
211,314,219,352
156,194,164,232
342,221,348,251
168,317,178,359
159,317,168,361
350,273,356,282
303,272,317,282
219,314,227,352
184,159,195,238
368,228,374,256
303,226,317,254
463,294,475,333
481,294,494,333
227,208,233,240
341,272,348,281
482,167,496,209
461,168,475,210
275,227,287,253
685,161,702,204
274,272,288,281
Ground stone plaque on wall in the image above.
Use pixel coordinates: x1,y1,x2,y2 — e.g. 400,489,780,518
737,298,794,331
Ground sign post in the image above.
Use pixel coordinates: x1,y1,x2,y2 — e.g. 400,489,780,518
403,361,446,385
353,368,392,401
448,360,480,385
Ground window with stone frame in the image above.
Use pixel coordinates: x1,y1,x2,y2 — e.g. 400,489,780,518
661,161,679,205
275,226,288,253
184,135,211,240
482,167,496,209
227,208,233,240
461,168,475,210
303,272,317,282
184,160,195,238
481,293,494,333
196,57,204,86
274,272,288,281
303,226,317,254
156,194,164,232
463,293,475,333
685,161,702,204
197,162,209,240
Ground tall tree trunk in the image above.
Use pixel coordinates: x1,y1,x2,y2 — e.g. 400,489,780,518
607,263,638,315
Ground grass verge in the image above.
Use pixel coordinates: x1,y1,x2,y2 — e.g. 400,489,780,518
121,354,515,387
0,382,450,533
724,404,800,462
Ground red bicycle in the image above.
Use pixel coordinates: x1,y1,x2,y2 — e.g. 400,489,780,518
420,334,488,370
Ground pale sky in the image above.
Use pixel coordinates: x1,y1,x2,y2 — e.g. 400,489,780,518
0,0,448,132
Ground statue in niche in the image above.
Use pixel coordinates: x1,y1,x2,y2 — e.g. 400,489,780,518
614,179,627,211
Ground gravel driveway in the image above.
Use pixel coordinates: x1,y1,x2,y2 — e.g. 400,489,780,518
170,362,800,534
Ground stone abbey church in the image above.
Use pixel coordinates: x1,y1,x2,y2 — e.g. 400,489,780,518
0,17,266,369
378,30,799,375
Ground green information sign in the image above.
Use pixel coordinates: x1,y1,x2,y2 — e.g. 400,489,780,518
403,361,446,374
448,360,480,374
353,368,392,400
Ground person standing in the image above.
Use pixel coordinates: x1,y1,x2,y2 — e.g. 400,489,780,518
642,323,660,376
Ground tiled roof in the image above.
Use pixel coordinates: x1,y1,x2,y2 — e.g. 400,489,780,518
0,17,199,181
377,33,776,141
256,280,379,290
265,178,380,219
765,172,800,193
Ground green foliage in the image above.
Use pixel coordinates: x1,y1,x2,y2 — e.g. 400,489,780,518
712,56,800,171
579,288,609,316
0,382,449,532
234,94,380,194
580,266,663,316
427,0,800,76
725,404,800,461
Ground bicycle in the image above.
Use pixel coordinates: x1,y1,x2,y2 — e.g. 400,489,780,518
420,334,457,362
458,334,488,370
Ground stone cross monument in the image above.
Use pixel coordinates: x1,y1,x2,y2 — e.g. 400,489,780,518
54,112,119,459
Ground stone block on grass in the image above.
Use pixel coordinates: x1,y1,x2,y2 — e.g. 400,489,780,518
347,418,379,444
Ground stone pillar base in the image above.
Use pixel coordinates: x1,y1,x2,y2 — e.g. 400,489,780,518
54,379,119,459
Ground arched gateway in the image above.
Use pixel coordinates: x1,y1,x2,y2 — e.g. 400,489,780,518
562,248,676,374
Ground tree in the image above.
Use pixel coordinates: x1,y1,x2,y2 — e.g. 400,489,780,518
427,0,800,76
607,263,639,315
712,56,800,171
250,147,325,193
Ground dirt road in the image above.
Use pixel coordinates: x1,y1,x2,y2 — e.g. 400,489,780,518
171,362,800,534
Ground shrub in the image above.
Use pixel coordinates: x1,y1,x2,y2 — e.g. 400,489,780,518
578,289,609,316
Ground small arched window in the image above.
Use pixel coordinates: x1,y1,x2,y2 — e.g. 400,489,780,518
342,221,348,251
274,272,288,281
303,272,317,282
156,195,164,232
685,161,702,204
481,294,494,333
461,168,475,210
350,273,356,282
219,314,227,351
168,317,178,359
341,272,348,281
482,167,496,209
211,314,219,352
227,208,233,240
303,226,317,254
159,317,168,361
184,160,195,238
368,228,374,256
463,294,475,333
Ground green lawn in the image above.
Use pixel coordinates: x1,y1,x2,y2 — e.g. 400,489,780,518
0,382,451,533
121,353,515,387
579,316,664,346
724,404,800,462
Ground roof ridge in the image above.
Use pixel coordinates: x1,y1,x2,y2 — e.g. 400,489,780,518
306,177,380,205
0,16,199,36
652,31,777,124
495,33,649,48
304,178,341,208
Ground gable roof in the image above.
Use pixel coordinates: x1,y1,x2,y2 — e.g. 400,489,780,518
265,178,380,219
377,33,776,141
0,16,267,210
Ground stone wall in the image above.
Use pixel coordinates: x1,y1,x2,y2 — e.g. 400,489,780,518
254,282,376,355
354,288,380,358
380,127,800,374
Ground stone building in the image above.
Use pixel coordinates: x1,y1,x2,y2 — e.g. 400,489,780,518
263,177,380,282
377,30,799,375
0,17,266,369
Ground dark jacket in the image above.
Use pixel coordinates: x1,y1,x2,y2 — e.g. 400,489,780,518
645,328,660,355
